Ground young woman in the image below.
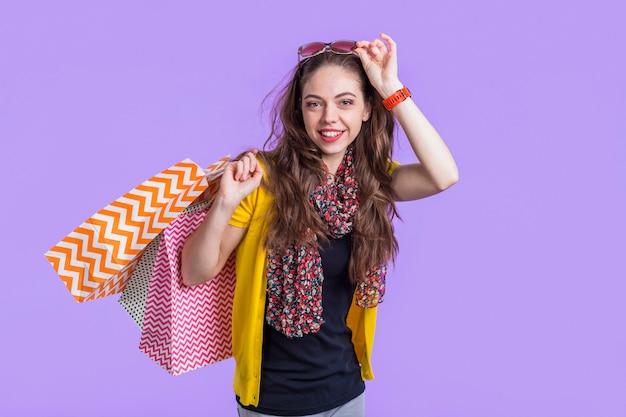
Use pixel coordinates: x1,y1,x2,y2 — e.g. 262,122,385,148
181,33,458,417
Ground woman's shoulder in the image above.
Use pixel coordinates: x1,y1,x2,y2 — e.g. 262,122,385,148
388,159,400,175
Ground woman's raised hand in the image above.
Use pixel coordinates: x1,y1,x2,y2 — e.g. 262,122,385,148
217,150,264,207
354,33,403,97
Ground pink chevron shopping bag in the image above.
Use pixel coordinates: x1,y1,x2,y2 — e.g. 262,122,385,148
45,157,229,303
138,199,236,375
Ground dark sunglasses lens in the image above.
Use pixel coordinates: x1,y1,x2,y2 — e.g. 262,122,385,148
299,42,325,57
330,41,356,53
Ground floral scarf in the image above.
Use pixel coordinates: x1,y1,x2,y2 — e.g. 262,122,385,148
265,146,387,338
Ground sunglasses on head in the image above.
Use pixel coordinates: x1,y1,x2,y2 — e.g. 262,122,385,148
297,40,357,62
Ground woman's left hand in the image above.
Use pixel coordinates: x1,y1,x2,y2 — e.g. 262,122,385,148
355,32,403,97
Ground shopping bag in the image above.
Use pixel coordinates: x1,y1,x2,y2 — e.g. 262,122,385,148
138,197,236,375
45,157,229,303
117,234,161,328
118,167,227,329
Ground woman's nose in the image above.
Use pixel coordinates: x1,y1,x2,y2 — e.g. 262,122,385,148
322,105,338,123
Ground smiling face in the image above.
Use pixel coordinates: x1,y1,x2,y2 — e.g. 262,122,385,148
300,64,371,174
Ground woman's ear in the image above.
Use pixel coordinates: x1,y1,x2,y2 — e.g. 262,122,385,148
362,99,372,122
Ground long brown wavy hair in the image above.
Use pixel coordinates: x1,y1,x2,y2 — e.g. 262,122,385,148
257,51,399,282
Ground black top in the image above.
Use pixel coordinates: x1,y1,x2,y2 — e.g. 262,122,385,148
239,233,365,416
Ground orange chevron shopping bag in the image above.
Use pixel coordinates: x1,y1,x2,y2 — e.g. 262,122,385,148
45,157,229,303
138,199,236,375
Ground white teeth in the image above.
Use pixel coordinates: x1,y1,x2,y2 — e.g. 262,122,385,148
320,131,341,138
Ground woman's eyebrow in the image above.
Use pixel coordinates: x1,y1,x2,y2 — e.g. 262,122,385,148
303,92,357,100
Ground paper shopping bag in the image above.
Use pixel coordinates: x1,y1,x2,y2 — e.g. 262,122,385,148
138,199,236,375
117,234,161,328
45,157,229,303
118,168,227,328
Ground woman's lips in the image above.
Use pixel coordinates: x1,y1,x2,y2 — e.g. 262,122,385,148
318,130,344,142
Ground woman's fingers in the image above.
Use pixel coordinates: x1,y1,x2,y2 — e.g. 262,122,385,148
371,39,387,57
380,32,396,55
360,34,396,62
231,151,259,182
241,151,257,180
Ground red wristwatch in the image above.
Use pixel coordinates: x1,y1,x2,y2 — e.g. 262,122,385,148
382,86,411,111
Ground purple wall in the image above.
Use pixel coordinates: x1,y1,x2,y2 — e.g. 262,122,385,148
1,1,625,416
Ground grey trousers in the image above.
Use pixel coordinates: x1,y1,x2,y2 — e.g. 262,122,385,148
236,392,365,417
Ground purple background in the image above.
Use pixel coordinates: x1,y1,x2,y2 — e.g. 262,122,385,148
1,1,625,416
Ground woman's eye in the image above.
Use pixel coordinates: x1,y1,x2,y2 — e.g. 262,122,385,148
306,101,321,108
340,100,354,106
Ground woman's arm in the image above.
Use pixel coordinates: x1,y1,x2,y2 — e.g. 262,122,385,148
355,33,458,201
181,152,263,286
387,95,458,201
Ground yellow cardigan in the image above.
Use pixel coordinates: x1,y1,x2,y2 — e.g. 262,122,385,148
228,165,397,406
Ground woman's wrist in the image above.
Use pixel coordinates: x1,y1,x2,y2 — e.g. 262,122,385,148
213,193,242,214
378,80,404,99
382,86,411,111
